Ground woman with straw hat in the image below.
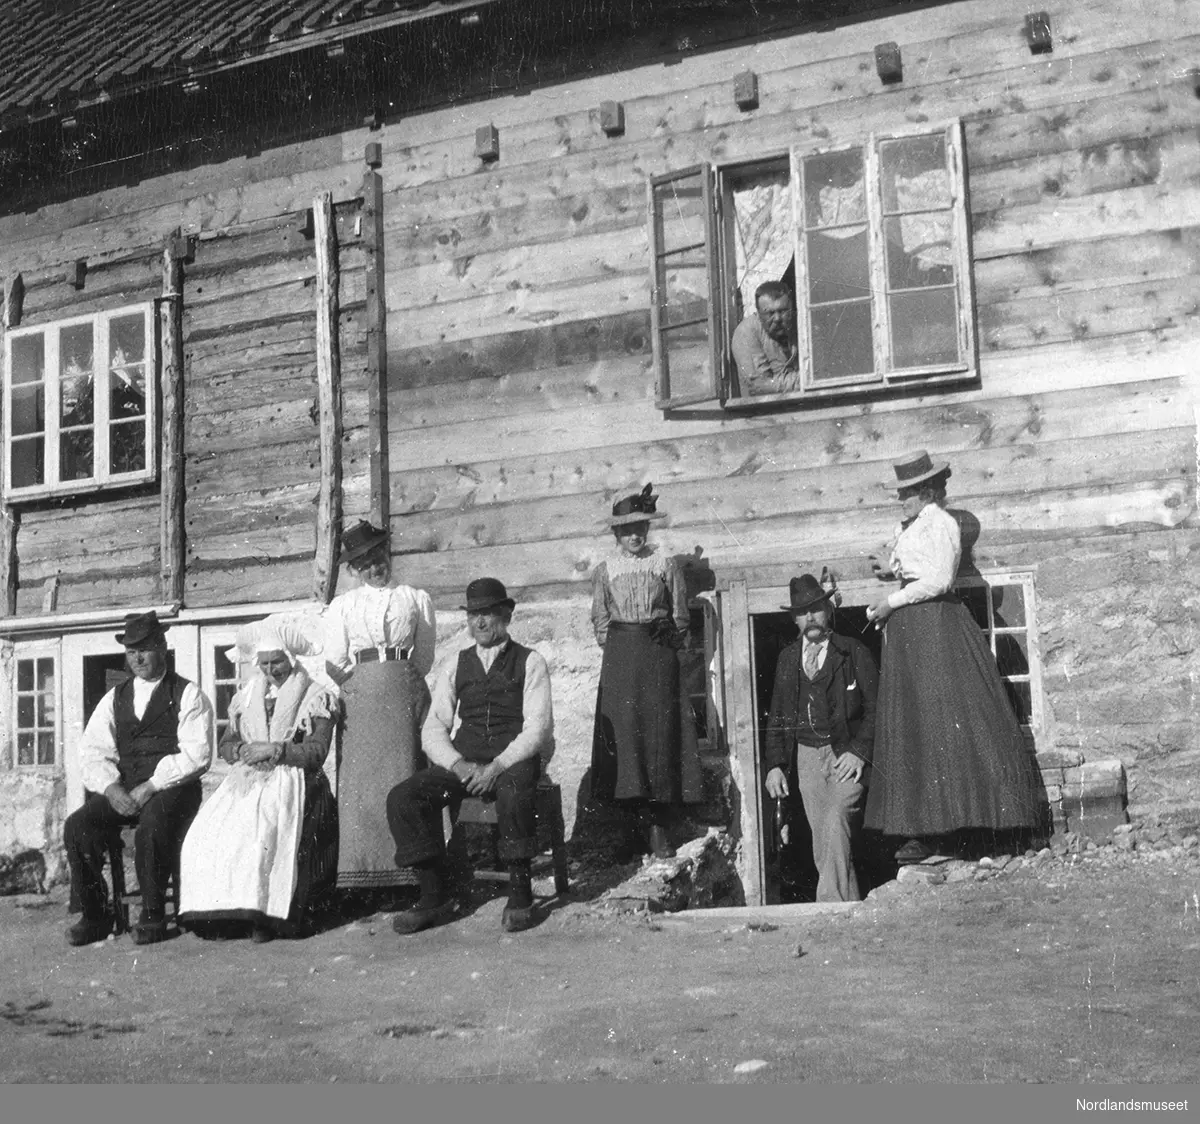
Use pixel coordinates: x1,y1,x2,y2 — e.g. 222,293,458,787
589,484,701,860
864,452,1044,864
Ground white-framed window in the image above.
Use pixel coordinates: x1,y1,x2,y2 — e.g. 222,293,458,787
3,303,157,500
199,627,251,751
955,570,1042,733
648,121,976,409
12,645,60,768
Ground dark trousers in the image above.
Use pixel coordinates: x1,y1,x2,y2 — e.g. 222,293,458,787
386,758,540,868
64,782,202,920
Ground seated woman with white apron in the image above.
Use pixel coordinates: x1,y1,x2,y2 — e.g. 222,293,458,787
178,623,339,942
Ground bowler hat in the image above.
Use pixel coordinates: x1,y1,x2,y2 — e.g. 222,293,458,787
460,577,516,614
887,449,950,491
340,520,389,565
608,483,667,528
115,610,169,647
780,574,832,614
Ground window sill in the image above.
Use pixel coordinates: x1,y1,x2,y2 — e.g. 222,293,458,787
4,472,158,506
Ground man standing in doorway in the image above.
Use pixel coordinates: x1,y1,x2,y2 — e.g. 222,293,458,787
764,575,877,902
63,611,214,946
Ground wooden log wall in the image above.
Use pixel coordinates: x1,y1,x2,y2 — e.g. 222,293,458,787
182,202,367,609
375,0,1198,603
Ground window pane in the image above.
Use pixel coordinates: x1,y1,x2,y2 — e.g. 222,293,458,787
214,646,238,680
810,301,874,381
110,363,147,420
807,227,869,305
10,437,44,488
889,289,960,368
60,321,94,378
10,383,45,436
11,335,44,385
109,420,146,474
659,247,711,329
60,428,94,481
960,585,989,629
995,633,1030,678
884,214,955,289
37,659,55,691
992,585,1026,628
37,732,55,765
803,148,866,227
17,695,34,728
17,660,33,691
17,732,34,766
110,314,146,367
880,134,950,213
216,682,238,723
1003,679,1032,725
60,372,94,427
38,691,56,725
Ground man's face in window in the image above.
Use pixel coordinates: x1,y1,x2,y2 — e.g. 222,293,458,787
756,293,795,345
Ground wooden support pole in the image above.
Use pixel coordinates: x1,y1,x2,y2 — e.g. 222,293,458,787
0,505,15,617
313,192,343,605
159,233,186,606
362,161,390,534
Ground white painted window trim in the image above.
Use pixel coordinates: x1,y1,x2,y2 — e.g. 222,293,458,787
3,302,158,501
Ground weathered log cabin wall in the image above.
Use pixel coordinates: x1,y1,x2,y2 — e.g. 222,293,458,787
182,202,369,608
377,0,1200,819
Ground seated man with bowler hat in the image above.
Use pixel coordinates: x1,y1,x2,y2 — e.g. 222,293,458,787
763,574,878,903
386,578,554,935
64,611,214,946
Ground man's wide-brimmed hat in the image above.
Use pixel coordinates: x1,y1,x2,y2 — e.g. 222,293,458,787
780,574,833,614
887,449,950,491
341,520,389,565
115,610,169,647
461,577,516,614
608,483,667,528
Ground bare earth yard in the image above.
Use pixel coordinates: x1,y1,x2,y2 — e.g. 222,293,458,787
2,837,1199,1086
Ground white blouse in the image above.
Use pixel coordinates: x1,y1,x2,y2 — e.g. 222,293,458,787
323,583,436,677
590,546,689,646
885,502,962,610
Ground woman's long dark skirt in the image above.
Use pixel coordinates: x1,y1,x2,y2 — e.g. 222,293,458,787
590,622,702,806
863,596,1045,837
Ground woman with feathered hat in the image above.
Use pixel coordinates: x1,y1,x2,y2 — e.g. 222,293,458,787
589,484,702,859
864,452,1045,863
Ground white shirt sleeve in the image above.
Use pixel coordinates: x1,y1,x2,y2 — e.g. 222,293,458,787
887,506,961,609
409,589,437,678
148,683,215,791
322,598,352,674
420,658,462,771
78,691,122,795
494,650,555,771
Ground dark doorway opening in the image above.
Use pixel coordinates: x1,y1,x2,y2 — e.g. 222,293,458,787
751,606,894,903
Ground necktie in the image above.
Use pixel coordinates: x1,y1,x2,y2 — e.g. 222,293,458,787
804,643,820,679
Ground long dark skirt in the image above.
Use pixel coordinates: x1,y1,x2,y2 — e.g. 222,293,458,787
337,660,429,888
863,596,1045,837
179,771,338,937
590,622,702,806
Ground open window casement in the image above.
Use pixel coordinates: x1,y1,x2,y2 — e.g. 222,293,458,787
648,165,728,408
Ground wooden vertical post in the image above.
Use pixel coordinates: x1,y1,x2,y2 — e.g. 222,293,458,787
362,151,390,534
159,233,186,606
1,275,17,615
313,192,343,604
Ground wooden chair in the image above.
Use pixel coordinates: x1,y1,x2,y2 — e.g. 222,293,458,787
453,780,570,896
106,827,181,933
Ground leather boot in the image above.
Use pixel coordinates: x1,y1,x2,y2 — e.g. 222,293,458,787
501,862,536,932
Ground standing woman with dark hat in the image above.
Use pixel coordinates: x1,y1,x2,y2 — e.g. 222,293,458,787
323,520,436,889
590,484,702,859
864,452,1044,863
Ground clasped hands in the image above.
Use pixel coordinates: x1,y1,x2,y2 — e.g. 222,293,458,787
452,758,505,796
104,781,156,817
218,740,281,767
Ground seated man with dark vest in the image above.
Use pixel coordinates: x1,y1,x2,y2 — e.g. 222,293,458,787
386,578,554,935
64,612,214,946
763,574,878,903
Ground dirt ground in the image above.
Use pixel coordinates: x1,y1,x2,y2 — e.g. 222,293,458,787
2,836,1199,1086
